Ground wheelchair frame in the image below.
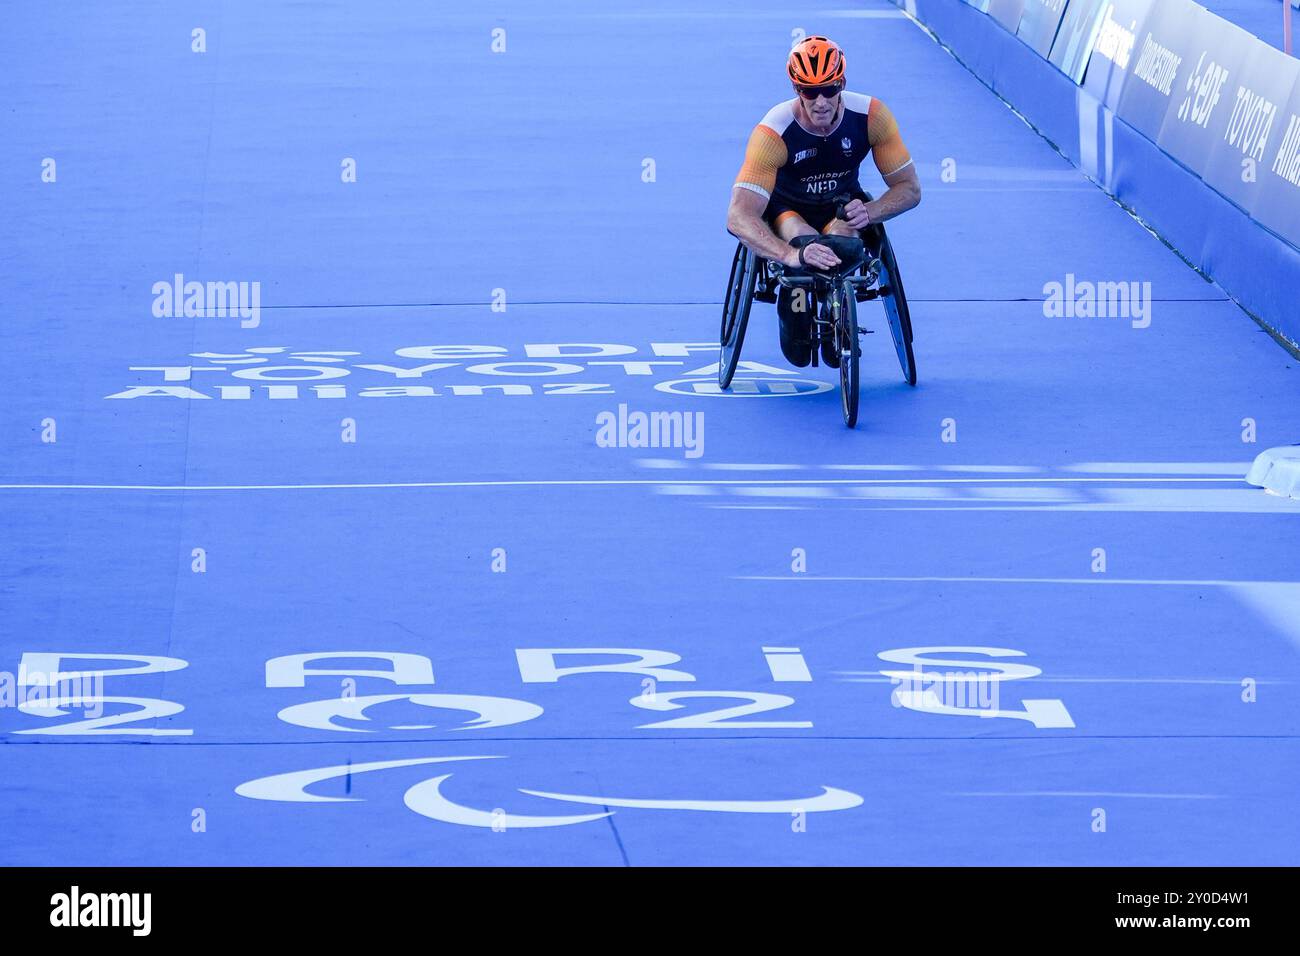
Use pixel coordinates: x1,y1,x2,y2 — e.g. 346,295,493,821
719,223,917,428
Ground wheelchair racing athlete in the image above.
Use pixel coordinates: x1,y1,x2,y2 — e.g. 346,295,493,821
726,35,921,367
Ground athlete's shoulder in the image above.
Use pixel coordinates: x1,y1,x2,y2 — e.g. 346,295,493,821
840,91,875,116
757,98,798,135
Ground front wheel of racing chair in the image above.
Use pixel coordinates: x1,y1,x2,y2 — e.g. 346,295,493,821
770,233,869,427
832,282,862,427
836,193,918,387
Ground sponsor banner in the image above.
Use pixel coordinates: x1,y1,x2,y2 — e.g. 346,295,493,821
1116,0,1203,141
889,0,1300,346
1015,0,1068,58
1251,73,1300,248
1080,0,1157,112
987,0,1027,33
1155,13,1259,179
1199,45,1300,223
1049,0,1109,84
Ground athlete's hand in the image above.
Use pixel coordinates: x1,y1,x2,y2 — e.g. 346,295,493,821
840,199,872,230
785,241,841,271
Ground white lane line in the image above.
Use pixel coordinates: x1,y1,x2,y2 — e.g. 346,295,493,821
634,459,689,470
822,464,925,471
936,465,1043,473
1023,676,1289,684
850,486,956,499
951,791,1222,800
644,461,1246,475
700,463,809,471
0,477,1251,492
749,488,1297,511
1065,462,1253,474
832,674,1290,685
733,486,834,498
969,486,1076,500
735,576,1297,587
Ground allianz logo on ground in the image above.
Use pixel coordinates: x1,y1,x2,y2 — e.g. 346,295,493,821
595,403,704,459
1042,273,1152,328
152,273,262,328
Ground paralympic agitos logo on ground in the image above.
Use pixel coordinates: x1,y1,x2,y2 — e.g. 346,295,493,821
5,646,1074,843
105,343,834,401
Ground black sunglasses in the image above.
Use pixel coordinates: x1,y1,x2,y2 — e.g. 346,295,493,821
796,82,843,100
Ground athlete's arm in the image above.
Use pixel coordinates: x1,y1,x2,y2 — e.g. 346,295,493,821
726,124,838,269
841,98,921,229
728,187,799,266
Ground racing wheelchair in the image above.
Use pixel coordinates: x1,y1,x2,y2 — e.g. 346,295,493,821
719,196,916,428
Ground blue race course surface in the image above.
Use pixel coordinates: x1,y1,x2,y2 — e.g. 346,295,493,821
1202,0,1297,52
1,0,1298,866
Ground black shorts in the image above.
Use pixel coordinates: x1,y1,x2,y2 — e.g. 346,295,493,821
763,187,871,233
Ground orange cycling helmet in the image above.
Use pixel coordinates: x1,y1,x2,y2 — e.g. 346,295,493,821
787,35,846,86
